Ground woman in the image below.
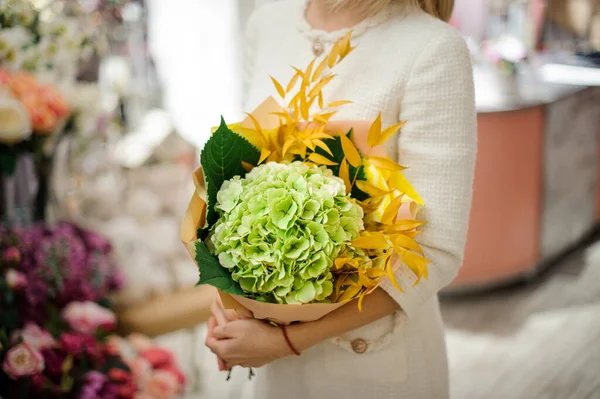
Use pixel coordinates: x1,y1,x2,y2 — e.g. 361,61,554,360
206,0,477,397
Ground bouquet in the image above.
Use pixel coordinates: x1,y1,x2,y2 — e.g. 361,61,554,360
181,32,429,324
0,222,186,398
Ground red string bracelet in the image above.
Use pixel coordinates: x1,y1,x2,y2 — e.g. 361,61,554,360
279,325,300,356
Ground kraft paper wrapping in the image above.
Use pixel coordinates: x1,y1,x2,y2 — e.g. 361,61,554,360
180,97,419,324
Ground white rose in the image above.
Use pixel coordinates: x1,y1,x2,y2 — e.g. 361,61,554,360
0,97,32,145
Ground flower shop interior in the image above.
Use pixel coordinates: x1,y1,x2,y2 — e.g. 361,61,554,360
1,0,600,398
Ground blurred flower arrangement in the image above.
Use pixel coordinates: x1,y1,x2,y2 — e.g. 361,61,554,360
107,333,187,399
0,69,71,222
0,0,102,82
0,222,186,398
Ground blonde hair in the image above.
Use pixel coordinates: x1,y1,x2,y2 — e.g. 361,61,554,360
324,0,455,22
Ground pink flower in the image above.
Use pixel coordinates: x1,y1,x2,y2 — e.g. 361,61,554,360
5,269,27,291
12,323,56,350
140,348,175,369
157,364,186,386
105,335,125,356
127,333,153,353
60,333,103,362
62,301,116,335
2,343,44,378
127,357,152,385
142,371,179,399
3,246,20,264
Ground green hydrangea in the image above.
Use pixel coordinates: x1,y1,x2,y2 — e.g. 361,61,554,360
209,161,364,304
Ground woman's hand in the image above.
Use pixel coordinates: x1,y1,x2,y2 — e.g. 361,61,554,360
206,295,288,369
206,318,291,368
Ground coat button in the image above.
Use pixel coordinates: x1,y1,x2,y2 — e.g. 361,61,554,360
351,338,368,354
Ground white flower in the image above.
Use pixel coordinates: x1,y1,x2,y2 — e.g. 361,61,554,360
100,56,132,96
0,26,34,53
0,96,32,145
10,2,36,27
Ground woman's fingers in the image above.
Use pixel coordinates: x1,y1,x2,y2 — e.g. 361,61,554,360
211,300,229,326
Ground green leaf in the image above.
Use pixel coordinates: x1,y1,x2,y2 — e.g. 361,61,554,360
200,117,261,226
195,240,244,296
314,129,369,201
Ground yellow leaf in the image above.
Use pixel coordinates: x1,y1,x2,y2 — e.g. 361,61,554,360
367,113,382,147
303,139,316,151
404,231,420,239
312,57,328,83
318,91,324,109
358,273,377,289
304,58,316,80
241,161,254,172
270,111,293,127
313,111,337,124
288,92,301,109
393,234,424,255
245,112,263,135
313,139,333,156
355,180,390,197
327,41,340,68
366,268,386,279
334,257,350,269
381,194,404,225
307,131,333,140
334,274,348,302
308,153,338,166
387,171,424,205
299,96,308,121
339,159,351,193
340,133,362,168
327,100,353,108
258,148,271,164
338,31,353,61
282,138,296,157
286,71,301,93
292,67,305,80
371,121,406,147
339,283,361,302
230,125,265,148
366,156,406,171
384,219,426,233
269,75,285,98
351,232,390,250
385,256,403,292
401,251,430,280
357,292,366,312
308,74,335,99
340,45,356,62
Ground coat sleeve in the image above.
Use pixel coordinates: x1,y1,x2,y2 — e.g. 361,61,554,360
379,32,477,318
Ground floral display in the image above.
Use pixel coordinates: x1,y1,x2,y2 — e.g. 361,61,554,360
106,334,186,399
0,0,100,82
0,69,70,140
181,32,429,326
0,222,186,398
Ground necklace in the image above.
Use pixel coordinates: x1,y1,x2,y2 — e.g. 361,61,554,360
299,0,398,57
